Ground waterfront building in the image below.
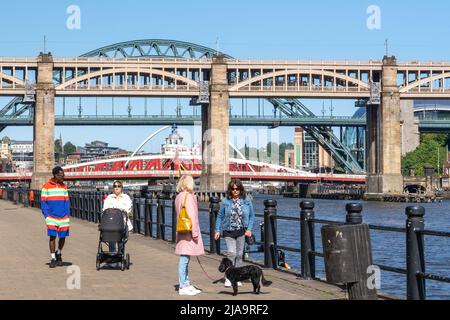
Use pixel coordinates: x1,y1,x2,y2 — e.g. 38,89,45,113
161,125,201,157
11,140,34,170
284,128,333,172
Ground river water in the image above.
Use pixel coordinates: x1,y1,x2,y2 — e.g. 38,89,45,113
194,195,450,300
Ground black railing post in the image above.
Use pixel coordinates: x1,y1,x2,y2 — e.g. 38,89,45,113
139,197,146,235
75,192,80,218
82,192,86,220
346,203,363,225
23,189,29,207
92,192,97,222
157,193,165,240
95,192,102,223
13,190,18,205
144,196,151,237
300,201,315,279
86,192,91,221
149,196,155,237
209,196,221,254
406,206,426,300
171,194,177,243
162,194,167,240
68,191,73,217
89,192,94,222
37,190,41,209
80,193,85,220
132,196,139,234
263,199,277,269
84,192,90,221
86,192,91,222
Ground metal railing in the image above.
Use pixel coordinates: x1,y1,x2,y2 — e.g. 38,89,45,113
3,188,450,300
299,202,450,300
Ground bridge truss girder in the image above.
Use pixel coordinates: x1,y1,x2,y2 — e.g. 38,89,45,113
268,98,364,174
0,97,33,133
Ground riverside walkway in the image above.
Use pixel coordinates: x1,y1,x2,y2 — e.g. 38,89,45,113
0,199,346,300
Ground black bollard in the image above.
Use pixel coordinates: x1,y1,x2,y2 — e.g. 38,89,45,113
406,206,426,300
346,203,363,224
300,201,315,279
263,199,277,269
209,197,221,254
322,203,378,300
344,203,377,300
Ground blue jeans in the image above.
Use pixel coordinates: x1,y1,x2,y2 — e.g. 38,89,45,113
178,255,191,289
224,235,246,267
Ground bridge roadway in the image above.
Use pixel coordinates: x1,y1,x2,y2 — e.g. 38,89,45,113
3,57,450,99
1,115,449,132
0,199,346,300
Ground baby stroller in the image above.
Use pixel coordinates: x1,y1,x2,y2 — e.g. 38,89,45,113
96,208,131,271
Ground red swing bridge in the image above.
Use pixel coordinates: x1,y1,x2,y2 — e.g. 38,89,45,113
0,154,366,183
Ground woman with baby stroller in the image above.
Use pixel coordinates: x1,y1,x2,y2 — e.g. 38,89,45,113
96,180,133,271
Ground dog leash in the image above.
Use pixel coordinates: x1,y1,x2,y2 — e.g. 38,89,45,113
196,257,224,283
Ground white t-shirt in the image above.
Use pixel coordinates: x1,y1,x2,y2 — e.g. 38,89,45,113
102,193,134,231
103,193,133,215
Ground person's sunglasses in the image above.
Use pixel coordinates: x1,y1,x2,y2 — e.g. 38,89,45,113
231,188,240,191
113,185,122,188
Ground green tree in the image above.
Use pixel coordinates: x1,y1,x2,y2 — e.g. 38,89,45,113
63,142,76,155
402,133,449,176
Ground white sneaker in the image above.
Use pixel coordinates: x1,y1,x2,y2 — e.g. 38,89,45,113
188,285,202,294
179,286,198,296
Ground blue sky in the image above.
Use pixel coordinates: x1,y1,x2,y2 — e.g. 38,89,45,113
1,0,449,151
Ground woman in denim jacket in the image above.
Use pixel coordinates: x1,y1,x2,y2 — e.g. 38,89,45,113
214,179,255,287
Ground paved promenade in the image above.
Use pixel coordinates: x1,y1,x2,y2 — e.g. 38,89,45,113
0,199,346,300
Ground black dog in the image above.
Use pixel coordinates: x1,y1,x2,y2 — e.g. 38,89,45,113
218,257,272,296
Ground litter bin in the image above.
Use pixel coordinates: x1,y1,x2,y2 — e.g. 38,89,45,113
321,223,378,300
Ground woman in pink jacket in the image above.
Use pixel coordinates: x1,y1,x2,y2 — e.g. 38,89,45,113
175,175,205,296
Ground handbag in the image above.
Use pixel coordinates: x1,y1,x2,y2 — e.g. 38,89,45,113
176,194,192,233
245,233,256,245
126,217,134,232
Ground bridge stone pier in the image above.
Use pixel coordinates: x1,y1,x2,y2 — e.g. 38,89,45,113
200,55,231,192
31,53,55,190
366,56,403,197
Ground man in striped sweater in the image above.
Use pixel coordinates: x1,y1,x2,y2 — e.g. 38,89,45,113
41,166,70,268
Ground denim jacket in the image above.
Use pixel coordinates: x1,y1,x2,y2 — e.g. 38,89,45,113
215,197,255,233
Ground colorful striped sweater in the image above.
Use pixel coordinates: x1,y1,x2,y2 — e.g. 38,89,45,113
41,179,70,218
